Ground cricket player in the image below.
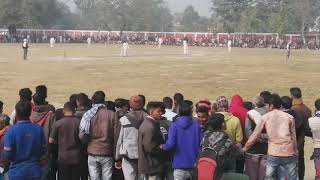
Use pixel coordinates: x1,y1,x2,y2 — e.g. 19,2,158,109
183,39,189,55
158,37,163,49
227,39,232,53
286,41,292,62
22,39,29,60
87,37,91,47
120,41,129,57
50,37,55,48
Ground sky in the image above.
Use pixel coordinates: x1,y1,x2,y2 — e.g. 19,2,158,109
60,0,212,17
165,0,211,17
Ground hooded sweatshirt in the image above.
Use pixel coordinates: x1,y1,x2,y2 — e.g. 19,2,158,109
30,105,56,141
218,112,243,144
163,116,202,169
116,110,147,160
229,95,248,130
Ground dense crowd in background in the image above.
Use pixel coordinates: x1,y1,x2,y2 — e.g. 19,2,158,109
0,85,320,180
1,32,320,49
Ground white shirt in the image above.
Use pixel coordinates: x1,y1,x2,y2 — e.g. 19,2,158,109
183,40,188,48
163,109,177,121
227,40,232,47
309,114,320,148
287,42,291,51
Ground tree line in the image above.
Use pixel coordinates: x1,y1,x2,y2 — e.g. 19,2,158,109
0,0,319,34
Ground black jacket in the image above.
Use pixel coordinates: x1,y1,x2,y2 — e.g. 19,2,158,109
138,117,166,175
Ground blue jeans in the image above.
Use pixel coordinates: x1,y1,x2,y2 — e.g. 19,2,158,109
265,155,298,180
88,155,113,180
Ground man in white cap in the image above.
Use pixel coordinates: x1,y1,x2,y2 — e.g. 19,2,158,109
22,39,29,60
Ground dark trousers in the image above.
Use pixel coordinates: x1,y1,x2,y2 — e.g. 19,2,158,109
299,149,305,180
23,48,28,60
58,163,81,180
80,155,89,180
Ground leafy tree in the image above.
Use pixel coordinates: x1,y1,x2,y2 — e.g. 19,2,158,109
0,0,69,28
179,5,209,32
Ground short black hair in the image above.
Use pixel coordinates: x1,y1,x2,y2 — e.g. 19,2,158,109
19,88,33,101
77,93,90,107
36,85,47,99
64,102,75,112
281,96,293,109
260,91,272,104
105,101,116,112
15,100,32,120
243,101,254,111
290,87,302,98
184,100,193,107
92,91,105,104
315,99,320,111
69,94,78,109
0,101,3,109
204,113,225,131
196,106,209,114
174,93,184,104
147,101,165,114
0,115,10,126
138,95,146,106
163,97,173,109
179,102,192,116
33,93,46,105
114,98,129,109
267,94,282,109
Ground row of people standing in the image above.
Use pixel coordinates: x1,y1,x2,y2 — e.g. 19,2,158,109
0,86,319,180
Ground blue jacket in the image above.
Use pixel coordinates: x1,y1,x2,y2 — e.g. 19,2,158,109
4,120,46,180
163,116,202,169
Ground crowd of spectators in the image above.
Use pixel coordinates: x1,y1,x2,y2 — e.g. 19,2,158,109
0,30,319,49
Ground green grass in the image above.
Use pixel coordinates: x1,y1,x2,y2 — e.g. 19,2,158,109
0,43,319,178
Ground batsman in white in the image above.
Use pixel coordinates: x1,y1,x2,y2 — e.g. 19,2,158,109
87,37,92,47
183,39,189,55
158,37,163,49
286,41,292,62
120,41,129,57
50,37,55,48
227,39,232,53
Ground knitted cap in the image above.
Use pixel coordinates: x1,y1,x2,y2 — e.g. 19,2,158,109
130,95,143,110
216,96,229,112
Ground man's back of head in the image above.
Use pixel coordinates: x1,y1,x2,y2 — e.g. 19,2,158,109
163,97,173,110
33,93,46,106
19,88,32,102
266,94,282,111
290,87,302,99
15,100,32,120
173,93,184,105
281,96,293,110
76,93,90,108
179,101,192,116
92,91,106,105
36,85,48,99
260,91,272,105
